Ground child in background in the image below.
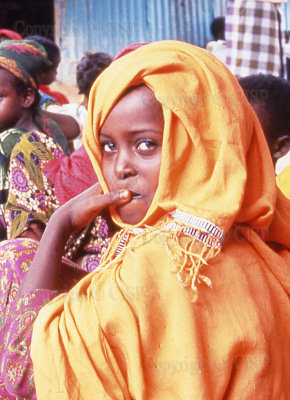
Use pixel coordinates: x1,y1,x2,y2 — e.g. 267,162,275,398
205,16,226,64
0,39,70,239
46,51,113,150
77,51,113,107
239,73,290,198
3,51,114,276
0,40,289,399
0,31,76,137
5,51,113,244
25,34,69,107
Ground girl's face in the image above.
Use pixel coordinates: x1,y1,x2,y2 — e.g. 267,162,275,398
0,69,24,132
99,85,164,225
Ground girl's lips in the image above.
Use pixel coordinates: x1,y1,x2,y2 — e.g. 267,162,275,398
115,188,142,199
130,191,142,199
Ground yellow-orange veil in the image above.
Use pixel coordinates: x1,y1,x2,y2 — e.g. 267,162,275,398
32,41,290,400
84,40,290,247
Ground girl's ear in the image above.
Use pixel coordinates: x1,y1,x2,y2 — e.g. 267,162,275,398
21,88,36,108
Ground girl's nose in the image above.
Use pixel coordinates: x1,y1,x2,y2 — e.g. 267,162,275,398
115,150,137,180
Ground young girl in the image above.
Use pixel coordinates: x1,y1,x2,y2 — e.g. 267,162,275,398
1,40,290,399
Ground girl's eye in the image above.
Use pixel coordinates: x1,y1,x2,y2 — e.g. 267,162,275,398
102,142,116,153
137,140,156,152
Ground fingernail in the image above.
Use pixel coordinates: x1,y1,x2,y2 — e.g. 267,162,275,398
119,189,131,200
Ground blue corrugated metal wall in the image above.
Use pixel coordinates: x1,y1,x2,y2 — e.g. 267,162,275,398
283,2,290,31
55,0,228,83
55,0,289,83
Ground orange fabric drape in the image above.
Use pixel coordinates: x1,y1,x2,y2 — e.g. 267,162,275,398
31,41,290,399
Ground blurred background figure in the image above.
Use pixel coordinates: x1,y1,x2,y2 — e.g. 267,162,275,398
226,0,287,78
5,50,113,244
46,51,113,151
0,39,70,239
206,16,226,63
76,51,113,107
239,73,290,198
26,34,69,107
205,17,226,63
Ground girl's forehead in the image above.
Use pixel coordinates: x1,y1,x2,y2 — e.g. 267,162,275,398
111,85,162,117
100,86,163,133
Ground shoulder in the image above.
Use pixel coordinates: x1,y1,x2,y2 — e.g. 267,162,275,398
0,128,27,157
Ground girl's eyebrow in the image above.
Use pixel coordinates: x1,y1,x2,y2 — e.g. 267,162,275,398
99,132,111,139
99,129,163,138
129,129,163,135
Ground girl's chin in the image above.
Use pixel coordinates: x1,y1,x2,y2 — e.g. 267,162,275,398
116,201,147,225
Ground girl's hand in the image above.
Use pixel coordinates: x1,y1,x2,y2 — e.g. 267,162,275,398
51,183,131,234
18,184,131,295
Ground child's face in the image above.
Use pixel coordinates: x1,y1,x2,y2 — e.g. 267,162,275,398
0,69,24,132
41,55,60,85
99,85,164,225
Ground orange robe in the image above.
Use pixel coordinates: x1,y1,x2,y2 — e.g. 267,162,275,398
31,40,290,399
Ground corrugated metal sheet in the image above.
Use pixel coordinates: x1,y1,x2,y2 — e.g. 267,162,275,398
55,0,227,83
283,2,290,32
55,0,289,84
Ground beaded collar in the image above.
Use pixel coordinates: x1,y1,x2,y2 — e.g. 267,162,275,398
114,209,224,257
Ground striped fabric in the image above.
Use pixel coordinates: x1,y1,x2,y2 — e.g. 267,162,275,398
225,0,287,78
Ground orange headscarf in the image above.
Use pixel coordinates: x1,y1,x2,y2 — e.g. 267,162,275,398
31,41,290,399
84,40,290,246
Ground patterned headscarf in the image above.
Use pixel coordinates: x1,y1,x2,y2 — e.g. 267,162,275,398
0,39,51,89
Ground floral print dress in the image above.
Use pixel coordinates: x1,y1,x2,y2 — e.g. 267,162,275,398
5,130,114,271
0,131,115,398
0,239,57,398
0,237,96,399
